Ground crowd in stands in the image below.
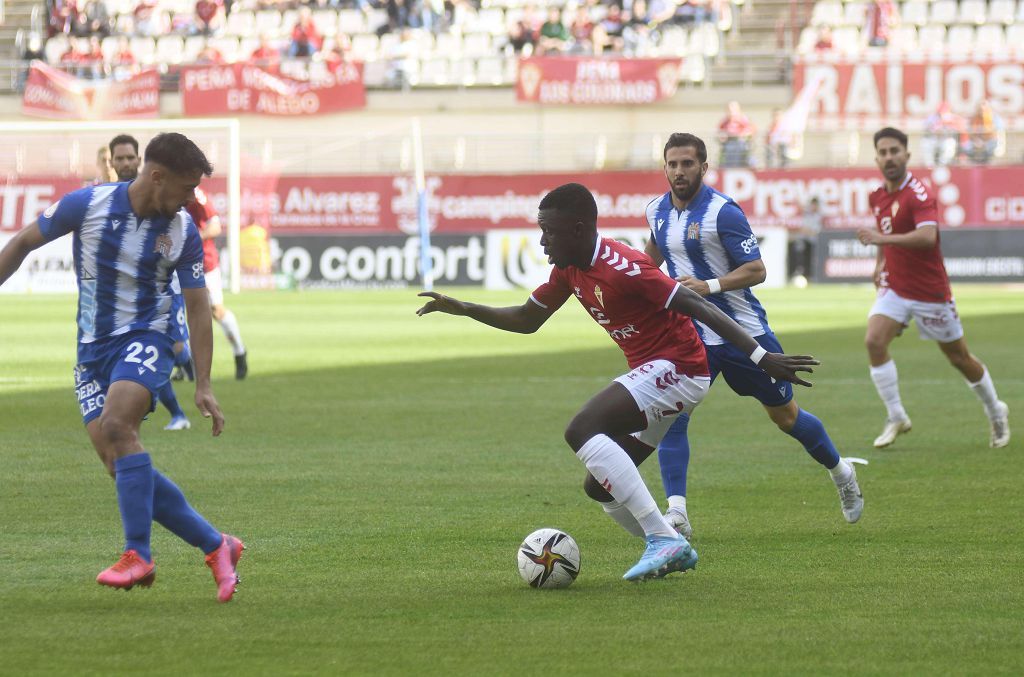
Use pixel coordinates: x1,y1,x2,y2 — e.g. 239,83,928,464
27,0,734,87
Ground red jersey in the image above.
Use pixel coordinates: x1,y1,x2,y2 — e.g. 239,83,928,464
186,187,219,272
868,172,951,302
531,237,709,377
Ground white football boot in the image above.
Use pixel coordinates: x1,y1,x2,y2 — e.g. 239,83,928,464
873,417,912,448
664,506,693,541
989,401,1010,449
164,416,191,431
834,459,865,524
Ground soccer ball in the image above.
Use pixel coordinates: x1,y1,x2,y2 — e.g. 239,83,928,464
516,528,580,589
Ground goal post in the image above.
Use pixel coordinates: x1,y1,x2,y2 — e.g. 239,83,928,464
0,118,243,293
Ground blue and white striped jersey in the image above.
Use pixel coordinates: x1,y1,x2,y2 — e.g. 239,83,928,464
37,182,206,345
646,185,771,346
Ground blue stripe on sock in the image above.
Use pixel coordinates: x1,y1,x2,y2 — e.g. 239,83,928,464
114,452,154,562
658,414,691,498
787,409,841,468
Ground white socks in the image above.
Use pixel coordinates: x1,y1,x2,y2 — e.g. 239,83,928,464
967,367,1001,419
870,360,908,421
577,434,676,539
668,495,686,511
217,310,246,356
601,500,645,538
828,458,853,485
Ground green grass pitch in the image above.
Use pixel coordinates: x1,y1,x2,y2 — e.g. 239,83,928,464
1,285,1022,675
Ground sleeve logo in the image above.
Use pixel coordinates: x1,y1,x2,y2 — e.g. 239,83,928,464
192,261,204,279
43,201,60,218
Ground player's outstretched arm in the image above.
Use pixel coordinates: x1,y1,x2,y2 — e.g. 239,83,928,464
678,259,766,296
416,291,554,334
183,286,225,436
0,222,47,288
669,284,818,387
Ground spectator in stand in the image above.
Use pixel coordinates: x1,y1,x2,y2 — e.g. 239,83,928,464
379,0,410,36
597,4,626,53
962,100,1004,165
195,0,225,35
111,36,138,74
814,25,833,51
249,35,281,71
538,6,570,55
718,100,755,168
646,0,679,26
196,44,225,64
319,36,353,74
59,40,88,77
865,0,898,47
48,0,77,37
765,108,791,168
134,0,168,37
922,102,966,167
81,0,112,37
289,6,323,57
508,5,541,55
385,28,418,88
671,0,709,26
85,35,106,79
623,0,654,55
568,5,595,54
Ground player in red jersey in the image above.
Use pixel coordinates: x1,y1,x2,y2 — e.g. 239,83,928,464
857,127,1009,449
187,187,249,380
417,183,818,581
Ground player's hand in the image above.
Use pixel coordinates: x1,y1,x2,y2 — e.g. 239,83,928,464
677,276,711,296
857,229,882,245
194,386,225,436
757,352,819,388
416,291,467,316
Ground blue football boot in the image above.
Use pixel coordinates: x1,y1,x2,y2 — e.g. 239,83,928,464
622,534,697,581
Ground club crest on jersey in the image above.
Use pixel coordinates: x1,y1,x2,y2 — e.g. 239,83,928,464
686,221,701,240
594,285,604,308
154,234,173,258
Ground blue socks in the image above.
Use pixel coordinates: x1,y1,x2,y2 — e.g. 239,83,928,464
658,414,691,499
114,453,154,562
152,470,222,555
158,381,185,419
787,409,841,468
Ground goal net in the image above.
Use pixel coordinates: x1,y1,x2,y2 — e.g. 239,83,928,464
0,118,243,294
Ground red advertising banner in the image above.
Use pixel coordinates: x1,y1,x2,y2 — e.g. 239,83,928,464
516,57,683,105
21,61,159,120
180,62,366,116
3,167,1022,234
793,57,1024,129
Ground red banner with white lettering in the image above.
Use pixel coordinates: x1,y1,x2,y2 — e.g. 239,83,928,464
180,62,365,116
21,61,159,120
516,57,683,105
792,57,1024,129
3,167,1022,234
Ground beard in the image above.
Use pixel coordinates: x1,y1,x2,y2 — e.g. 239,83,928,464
671,180,701,204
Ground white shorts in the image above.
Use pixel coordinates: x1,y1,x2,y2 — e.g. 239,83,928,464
205,266,224,307
614,359,710,448
869,288,964,343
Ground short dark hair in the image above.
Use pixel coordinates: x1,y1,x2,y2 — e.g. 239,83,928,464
144,133,214,177
108,134,139,157
664,132,707,163
873,127,908,150
538,183,598,227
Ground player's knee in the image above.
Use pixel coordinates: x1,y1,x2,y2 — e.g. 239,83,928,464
583,473,612,502
97,414,138,447
864,333,886,357
770,408,798,431
564,415,598,451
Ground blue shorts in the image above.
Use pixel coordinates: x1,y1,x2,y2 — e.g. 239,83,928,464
168,292,189,344
705,332,793,408
74,330,175,425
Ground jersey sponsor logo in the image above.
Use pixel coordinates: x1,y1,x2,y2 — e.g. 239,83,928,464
608,323,639,340
43,201,60,218
740,234,759,254
686,221,701,240
590,306,610,325
154,234,173,258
